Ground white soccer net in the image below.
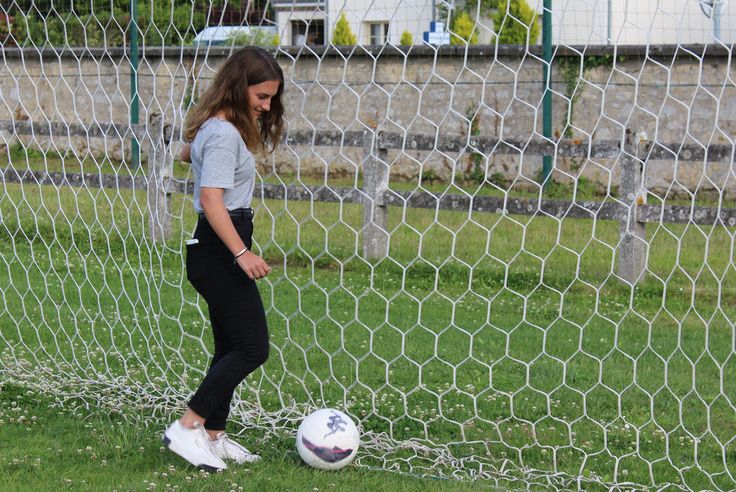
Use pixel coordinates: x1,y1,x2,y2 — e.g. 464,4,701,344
1,0,736,489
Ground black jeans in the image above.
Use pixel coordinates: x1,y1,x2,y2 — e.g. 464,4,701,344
185,212,269,430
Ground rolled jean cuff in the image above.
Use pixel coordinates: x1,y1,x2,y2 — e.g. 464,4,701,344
186,399,210,422
203,419,227,431
186,398,226,430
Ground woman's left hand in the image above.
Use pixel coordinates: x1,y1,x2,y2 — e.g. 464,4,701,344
236,251,271,280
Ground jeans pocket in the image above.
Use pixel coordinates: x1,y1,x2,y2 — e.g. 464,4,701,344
186,242,207,283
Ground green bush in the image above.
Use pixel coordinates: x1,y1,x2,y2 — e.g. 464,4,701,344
8,3,207,48
137,1,206,46
450,11,478,45
9,2,208,47
332,12,356,46
493,0,540,45
63,10,127,47
0,13,13,46
400,30,413,46
227,28,279,47
12,13,64,47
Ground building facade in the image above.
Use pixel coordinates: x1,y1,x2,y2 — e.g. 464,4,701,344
271,0,736,46
273,0,436,46
551,0,736,45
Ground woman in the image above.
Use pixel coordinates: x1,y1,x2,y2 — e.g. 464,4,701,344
163,46,284,472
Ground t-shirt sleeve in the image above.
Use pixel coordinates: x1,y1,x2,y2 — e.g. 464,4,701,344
199,129,240,189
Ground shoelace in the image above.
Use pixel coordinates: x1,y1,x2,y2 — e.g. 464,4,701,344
215,435,258,460
193,425,220,459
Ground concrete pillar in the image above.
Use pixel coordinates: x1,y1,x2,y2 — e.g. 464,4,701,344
617,128,647,284
362,130,389,260
146,113,173,242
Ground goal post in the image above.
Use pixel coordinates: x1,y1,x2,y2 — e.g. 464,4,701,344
1,1,736,489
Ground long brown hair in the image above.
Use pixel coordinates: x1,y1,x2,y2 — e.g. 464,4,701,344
184,46,284,154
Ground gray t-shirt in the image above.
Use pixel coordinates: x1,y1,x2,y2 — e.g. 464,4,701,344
189,118,256,213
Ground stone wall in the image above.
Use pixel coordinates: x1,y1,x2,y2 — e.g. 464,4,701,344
1,45,734,196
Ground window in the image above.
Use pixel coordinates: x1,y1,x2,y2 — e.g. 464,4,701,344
368,22,389,45
291,20,325,45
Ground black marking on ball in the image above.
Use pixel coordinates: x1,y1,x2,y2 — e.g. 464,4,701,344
301,436,354,463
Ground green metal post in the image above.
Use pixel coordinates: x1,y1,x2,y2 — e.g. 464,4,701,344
542,0,552,189
130,0,140,167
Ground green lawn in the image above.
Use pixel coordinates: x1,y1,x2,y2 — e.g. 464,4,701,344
0,383,485,492
1,171,735,490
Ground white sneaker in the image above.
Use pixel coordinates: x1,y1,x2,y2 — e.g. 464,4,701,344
162,421,228,472
210,432,261,464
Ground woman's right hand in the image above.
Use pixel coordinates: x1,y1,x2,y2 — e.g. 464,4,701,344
236,251,271,280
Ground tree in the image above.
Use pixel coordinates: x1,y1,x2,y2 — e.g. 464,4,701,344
452,0,501,17
493,0,540,45
332,12,356,46
400,30,413,46
450,11,478,46
480,0,502,12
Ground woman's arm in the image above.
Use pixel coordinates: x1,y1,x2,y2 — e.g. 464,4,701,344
200,187,271,280
180,143,191,163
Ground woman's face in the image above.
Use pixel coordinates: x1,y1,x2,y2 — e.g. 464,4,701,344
246,80,280,118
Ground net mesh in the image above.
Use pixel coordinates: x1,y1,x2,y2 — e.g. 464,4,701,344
1,1,736,489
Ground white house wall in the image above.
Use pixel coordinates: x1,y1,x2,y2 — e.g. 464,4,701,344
330,0,434,44
275,0,436,45
549,0,736,45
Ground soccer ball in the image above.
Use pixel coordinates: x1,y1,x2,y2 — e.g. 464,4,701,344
296,408,360,470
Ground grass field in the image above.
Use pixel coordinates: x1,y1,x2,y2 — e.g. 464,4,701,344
1,166,735,490
0,383,483,492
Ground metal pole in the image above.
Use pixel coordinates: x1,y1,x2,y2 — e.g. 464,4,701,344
130,0,140,167
542,0,552,189
714,0,721,41
324,0,329,45
607,0,612,44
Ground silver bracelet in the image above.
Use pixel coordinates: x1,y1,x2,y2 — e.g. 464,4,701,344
233,247,248,260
